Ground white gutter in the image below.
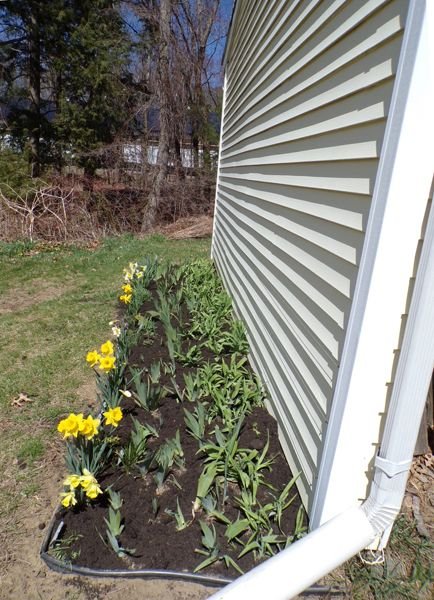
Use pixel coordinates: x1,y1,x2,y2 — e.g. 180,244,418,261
207,175,434,600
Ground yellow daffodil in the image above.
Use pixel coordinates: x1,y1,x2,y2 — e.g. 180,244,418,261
79,468,97,489
57,413,83,438
99,355,116,372
127,261,138,277
112,326,121,337
63,474,81,489
80,469,102,499
85,481,103,499
103,407,123,427
60,490,77,508
86,350,101,367
123,262,137,281
121,283,133,294
78,415,100,440
100,340,114,356
119,293,132,304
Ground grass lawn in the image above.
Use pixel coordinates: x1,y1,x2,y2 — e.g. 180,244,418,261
0,234,211,521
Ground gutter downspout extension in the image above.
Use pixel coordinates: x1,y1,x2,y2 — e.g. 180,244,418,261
207,183,434,600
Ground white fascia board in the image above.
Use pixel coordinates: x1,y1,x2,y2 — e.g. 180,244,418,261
311,0,434,528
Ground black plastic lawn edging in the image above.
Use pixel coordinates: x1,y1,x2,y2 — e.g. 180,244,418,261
40,510,345,597
40,509,231,587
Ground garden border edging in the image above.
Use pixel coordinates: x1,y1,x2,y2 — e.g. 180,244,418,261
40,508,232,586
40,509,344,597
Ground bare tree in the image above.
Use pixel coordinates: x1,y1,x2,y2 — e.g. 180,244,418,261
28,9,41,177
126,0,225,230
141,0,171,231
173,0,221,167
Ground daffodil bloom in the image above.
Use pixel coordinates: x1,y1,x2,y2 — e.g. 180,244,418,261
79,468,97,490
63,474,81,489
122,283,133,294
60,490,77,508
100,340,114,356
112,326,121,337
80,469,102,499
123,262,138,281
86,350,101,367
119,293,132,304
78,415,100,440
103,407,123,427
99,355,116,372
57,413,83,438
125,262,146,280
85,481,103,499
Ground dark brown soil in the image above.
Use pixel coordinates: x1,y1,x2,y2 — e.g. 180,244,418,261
55,287,304,580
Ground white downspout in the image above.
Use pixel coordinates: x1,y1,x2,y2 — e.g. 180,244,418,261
207,189,434,599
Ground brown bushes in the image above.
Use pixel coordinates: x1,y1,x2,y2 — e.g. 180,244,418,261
0,169,215,242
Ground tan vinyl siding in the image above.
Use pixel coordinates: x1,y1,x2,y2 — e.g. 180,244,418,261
213,0,409,508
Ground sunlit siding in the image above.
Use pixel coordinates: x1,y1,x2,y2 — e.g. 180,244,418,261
212,0,409,508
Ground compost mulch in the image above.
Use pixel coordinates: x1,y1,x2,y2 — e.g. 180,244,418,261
55,290,303,579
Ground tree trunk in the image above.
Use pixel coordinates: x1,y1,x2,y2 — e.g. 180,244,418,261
28,11,41,178
174,136,185,177
142,0,171,232
192,132,200,170
54,71,63,173
191,43,204,170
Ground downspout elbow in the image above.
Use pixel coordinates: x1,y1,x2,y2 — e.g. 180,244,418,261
361,455,413,546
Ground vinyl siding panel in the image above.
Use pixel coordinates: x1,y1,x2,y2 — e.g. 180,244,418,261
213,0,409,508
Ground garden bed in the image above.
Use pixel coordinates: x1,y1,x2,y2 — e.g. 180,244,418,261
43,258,305,581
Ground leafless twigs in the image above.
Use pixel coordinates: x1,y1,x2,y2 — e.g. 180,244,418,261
0,182,74,242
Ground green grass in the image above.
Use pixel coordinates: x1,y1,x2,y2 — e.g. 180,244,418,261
0,234,210,408
0,239,36,258
0,234,211,519
345,515,433,599
17,436,45,464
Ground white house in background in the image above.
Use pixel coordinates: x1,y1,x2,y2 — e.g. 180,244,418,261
211,1,434,584
122,143,218,169
121,107,221,169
